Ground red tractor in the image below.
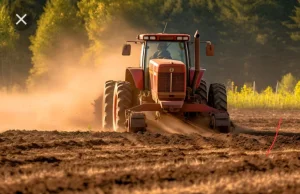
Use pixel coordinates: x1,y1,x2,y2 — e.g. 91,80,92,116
100,30,230,133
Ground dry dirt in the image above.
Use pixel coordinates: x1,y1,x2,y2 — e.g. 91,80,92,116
0,109,299,194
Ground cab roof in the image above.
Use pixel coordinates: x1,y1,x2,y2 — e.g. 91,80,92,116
137,33,190,41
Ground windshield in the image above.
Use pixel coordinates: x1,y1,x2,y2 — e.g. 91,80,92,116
144,41,187,68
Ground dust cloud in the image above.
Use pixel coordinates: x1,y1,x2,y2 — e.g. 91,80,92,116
0,32,141,132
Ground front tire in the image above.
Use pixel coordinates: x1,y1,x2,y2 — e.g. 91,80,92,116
113,81,133,132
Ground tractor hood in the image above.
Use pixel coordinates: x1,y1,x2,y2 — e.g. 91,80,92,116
149,59,185,72
148,59,186,112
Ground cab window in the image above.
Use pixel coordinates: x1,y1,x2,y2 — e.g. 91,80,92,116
144,41,187,68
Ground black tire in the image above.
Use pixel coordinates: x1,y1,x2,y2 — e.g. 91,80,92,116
113,81,133,132
184,80,208,118
208,83,229,133
208,83,227,111
101,80,116,130
195,79,208,104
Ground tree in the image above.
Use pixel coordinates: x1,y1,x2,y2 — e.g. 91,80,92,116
0,1,19,89
0,1,18,48
28,0,88,90
288,1,300,41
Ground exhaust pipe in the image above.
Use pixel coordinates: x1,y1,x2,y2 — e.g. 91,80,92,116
191,30,200,93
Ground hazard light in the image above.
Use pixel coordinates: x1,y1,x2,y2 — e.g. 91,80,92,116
143,35,156,40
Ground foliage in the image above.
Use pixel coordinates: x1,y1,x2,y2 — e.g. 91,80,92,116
77,0,116,65
294,81,300,97
77,0,187,65
288,1,300,41
228,74,300,109
278,73,297,94
0,1,19,89
0,0,300,91
28,0,87,89
0,1,18,48
0,0,45,89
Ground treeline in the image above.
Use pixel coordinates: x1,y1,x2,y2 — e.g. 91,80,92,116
1,0,300,91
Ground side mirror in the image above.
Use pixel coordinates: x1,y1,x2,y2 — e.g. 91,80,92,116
122,44,131,56
206,43,214,56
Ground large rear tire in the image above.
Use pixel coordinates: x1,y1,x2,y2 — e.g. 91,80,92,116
208,83,227,111
195,79,208,104
208,83,229,133
113,81,133,132
102,80,116,130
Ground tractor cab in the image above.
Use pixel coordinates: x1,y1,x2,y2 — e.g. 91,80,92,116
123,33,190,70
137,34,190,67
122,33,214,92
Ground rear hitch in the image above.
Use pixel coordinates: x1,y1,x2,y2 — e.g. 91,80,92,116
126,111,147,133
209,112,231,132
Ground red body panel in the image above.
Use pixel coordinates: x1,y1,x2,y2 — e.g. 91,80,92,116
181,104,219,113
126,68,144,90
189,68,205,88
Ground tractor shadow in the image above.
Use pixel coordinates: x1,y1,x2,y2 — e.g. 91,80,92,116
232,123,300,137
143,111,300,137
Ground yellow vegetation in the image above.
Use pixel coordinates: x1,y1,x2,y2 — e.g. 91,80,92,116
228,80,300,109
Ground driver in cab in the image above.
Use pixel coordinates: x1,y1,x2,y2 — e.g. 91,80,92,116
150,42,172,59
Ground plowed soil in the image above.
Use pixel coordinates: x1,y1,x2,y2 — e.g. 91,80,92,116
0,109,299,194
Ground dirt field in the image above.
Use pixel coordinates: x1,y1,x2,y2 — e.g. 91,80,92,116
0,109,299,194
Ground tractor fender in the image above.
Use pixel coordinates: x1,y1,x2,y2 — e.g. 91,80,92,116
189,68,205,88
125,67,144,90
